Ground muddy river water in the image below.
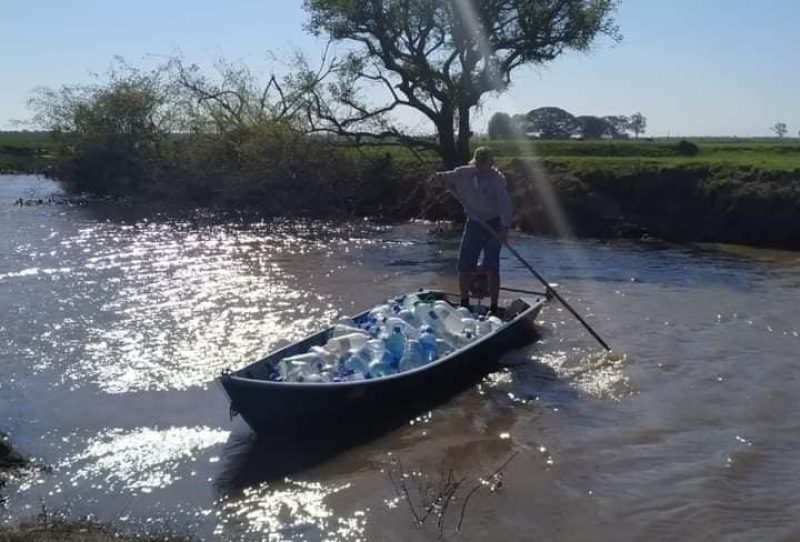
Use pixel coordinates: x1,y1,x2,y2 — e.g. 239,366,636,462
2,175,799,541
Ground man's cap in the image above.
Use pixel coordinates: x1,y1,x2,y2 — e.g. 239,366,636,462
470,146,494,165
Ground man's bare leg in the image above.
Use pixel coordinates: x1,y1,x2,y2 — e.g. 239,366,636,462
459,271,471,307
488,271,500,312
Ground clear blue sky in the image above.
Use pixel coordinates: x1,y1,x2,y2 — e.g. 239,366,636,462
2,0,798,136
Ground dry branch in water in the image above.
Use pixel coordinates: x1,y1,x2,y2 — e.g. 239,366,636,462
385,450,520,535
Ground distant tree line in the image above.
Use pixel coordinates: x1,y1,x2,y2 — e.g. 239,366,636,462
487,107,647,140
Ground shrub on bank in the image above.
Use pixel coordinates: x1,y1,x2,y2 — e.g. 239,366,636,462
675,139,699,156
31,73,427,218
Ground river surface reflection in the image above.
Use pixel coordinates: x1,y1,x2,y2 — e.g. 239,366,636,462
2,175,799,541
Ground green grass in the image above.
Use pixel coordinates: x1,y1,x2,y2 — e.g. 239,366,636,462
0,131,58,173
481,138,800,172
526,154,800,174
0,130,55,146
348,137,800,172
2,131,798,175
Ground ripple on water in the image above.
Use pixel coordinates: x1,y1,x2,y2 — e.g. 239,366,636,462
48,220,360,392
53,426,230,494
215,479,367,542
523,345,632,401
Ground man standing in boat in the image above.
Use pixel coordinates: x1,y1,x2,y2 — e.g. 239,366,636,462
432,147,513,314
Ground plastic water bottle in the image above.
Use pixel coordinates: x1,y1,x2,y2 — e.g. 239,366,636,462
461,317,477,338
309,346,337,366
399,339,424,372
278,359,311,382
304,372,332,383
369,304,391,319
475,316,493,338
343,345,371,379
276,360,292,381
384,325,407,364
433,301,465,335
365,306,390,334
414,303,439,329
320,364,337,382
435,338,455,356
324,332,369,356
279,352,328,380
487,315,504,332
456,306,473,318
402,293,422,311
360,320,383,338
418,326,438,363
386,316,420,338
397,308,421,327
331,322,367,338
367,339,394,377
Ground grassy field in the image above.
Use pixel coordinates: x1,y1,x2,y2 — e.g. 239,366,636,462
474,138,800,172
0,131,58,173
3,131,798,174
347,137,800,173
0,130,55,146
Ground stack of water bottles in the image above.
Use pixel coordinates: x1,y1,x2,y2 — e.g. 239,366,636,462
271,293,504,383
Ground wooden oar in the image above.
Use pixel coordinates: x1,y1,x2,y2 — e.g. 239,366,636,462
445,187,612,351
500,286,550,297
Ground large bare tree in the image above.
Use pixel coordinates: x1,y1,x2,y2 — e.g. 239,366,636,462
303,0,620,167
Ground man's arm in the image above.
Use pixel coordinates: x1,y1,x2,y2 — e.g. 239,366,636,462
432,168,464,188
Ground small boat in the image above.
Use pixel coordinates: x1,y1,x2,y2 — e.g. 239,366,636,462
218,290,545,434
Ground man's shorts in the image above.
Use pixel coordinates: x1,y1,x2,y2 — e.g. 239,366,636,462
457,217,502,272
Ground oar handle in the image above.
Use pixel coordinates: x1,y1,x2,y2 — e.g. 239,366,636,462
443,185,611,351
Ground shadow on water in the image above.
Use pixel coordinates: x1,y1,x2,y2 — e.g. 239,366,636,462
215,353,575,494
495,346,582,408
215,357,543,492
215,408,422,493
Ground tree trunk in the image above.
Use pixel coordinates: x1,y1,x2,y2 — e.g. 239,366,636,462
437,105,473,169
437,106,459,169
456,103,472,166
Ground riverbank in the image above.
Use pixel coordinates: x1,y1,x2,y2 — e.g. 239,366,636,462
0,517,193,542
501,158,800,249
0,432,26,474
0,131,54,174
2,432,191,541
3,134,798,249
419,139,800,249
